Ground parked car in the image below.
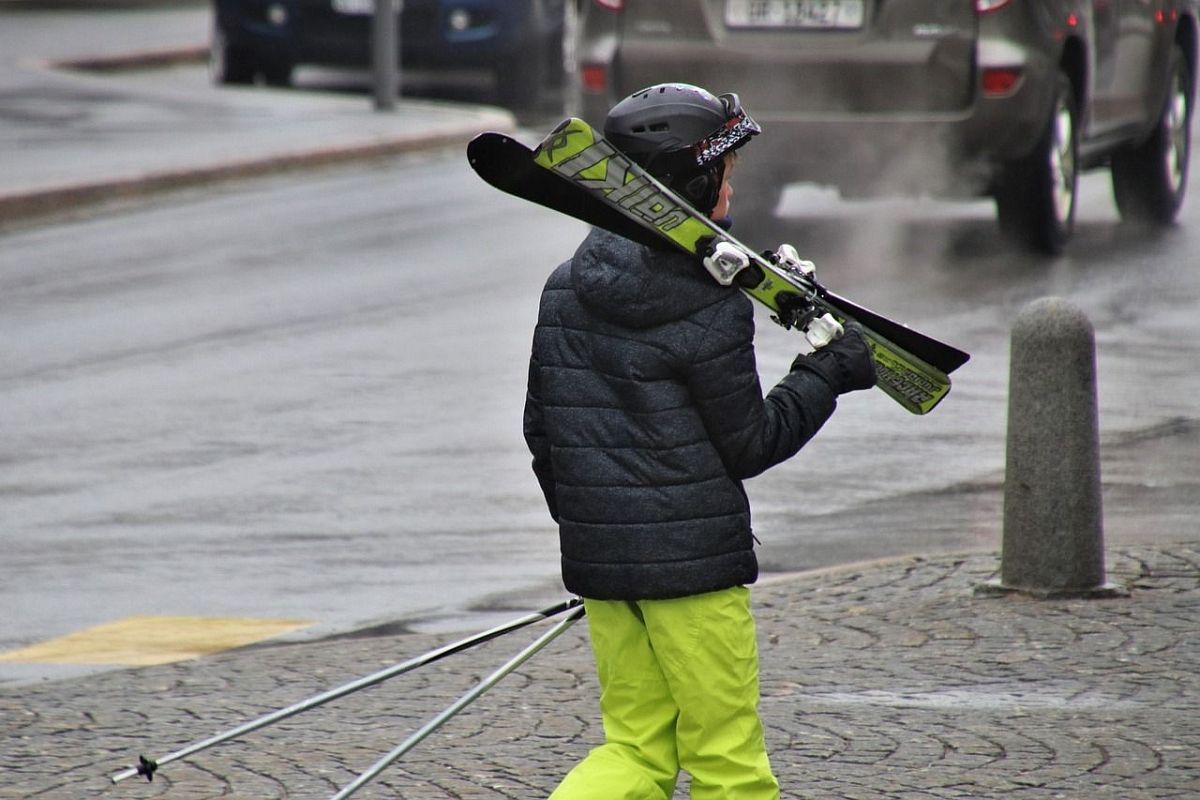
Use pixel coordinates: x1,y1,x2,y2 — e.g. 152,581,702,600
210,0,568,109
573,0,1197,253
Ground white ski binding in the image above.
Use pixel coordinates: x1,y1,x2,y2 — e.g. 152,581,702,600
702,241,750,286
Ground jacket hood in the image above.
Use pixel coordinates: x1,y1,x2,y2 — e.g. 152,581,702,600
570,228,727,328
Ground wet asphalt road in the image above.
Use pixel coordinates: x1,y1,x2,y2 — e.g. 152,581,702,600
1,4,1198,684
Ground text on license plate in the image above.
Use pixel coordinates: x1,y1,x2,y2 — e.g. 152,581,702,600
331,0,374,15
725,0,865,29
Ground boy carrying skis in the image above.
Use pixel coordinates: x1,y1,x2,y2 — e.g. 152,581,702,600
524,82,876,799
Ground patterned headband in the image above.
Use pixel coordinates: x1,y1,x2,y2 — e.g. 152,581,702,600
693,96,762,167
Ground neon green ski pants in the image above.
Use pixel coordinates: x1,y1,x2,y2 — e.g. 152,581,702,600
550,586,779,800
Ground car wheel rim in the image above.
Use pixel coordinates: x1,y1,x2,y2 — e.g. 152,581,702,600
1164,70,1189,194
1050,99,1076,224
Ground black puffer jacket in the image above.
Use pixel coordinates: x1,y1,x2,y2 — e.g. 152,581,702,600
524,228,839,600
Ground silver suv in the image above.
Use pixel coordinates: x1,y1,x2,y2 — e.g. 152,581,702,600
573,0,1197,253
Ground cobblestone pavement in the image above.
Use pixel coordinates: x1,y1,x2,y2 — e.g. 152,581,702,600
2,543,1197,799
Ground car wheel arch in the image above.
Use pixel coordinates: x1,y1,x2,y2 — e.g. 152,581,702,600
1059,36,1089,131
1127,17,1195,149
1173,15,1198,104
1135,20,1197,147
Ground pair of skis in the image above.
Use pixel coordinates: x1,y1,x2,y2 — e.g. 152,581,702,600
468,118,969,414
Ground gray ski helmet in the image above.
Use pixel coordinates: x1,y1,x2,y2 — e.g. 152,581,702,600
604,83,761,212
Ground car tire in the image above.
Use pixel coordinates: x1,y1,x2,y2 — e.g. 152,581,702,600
210,24,256,85
261,59,295,88
496,0,564,111
995,72,1079,255
496,47,546,111
1111,42,1193,225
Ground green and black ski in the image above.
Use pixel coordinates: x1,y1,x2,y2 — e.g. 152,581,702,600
468,118,969,414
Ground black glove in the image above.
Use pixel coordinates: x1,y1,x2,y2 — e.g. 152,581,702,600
792,322,877,394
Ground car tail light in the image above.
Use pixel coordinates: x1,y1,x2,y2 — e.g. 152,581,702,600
593,0,624,10
581,63,609,93
975,0,1012,12
982,67,1022,96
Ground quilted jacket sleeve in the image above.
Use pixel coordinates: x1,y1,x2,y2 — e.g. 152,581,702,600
686,294,840,481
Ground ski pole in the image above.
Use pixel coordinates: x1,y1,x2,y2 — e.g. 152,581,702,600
111,597,583,784
329,603,586,800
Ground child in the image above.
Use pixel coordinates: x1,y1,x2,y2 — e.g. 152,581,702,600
524,82,876,799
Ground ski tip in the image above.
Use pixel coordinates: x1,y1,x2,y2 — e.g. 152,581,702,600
466,132,521,171
467,131,509,152
946,349,971,374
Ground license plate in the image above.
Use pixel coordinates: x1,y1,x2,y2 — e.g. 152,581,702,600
725,0,865,29
331,0,374,16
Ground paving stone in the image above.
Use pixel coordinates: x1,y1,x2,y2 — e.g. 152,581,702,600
1,544,1196,798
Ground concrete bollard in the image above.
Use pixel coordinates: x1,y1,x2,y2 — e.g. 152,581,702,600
979,297,1125,599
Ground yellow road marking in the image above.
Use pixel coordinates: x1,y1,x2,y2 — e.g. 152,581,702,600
0,616,311,666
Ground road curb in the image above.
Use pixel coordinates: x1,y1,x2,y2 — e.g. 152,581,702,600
2,40,518,225
757,550,963,587
47,45,208,72
0,127,508,223
0,0,206,9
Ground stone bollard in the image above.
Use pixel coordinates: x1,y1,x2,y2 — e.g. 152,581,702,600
979,297,1126,599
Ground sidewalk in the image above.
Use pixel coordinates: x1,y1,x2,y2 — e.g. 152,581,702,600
0,47,516,223
1,544,1196,798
